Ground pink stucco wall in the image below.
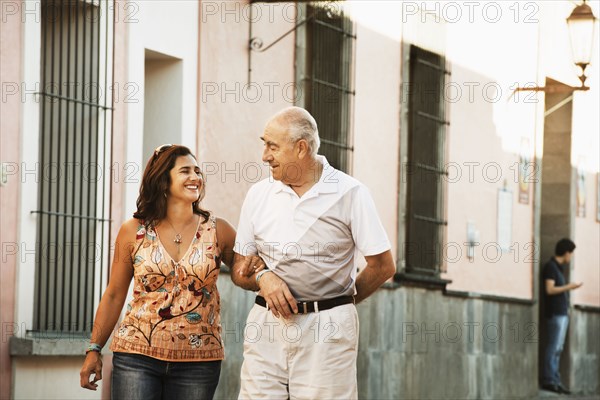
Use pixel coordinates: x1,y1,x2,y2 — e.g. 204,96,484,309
572,171,600,306
0,6,22,398
198,2,401,261
197,1,296,226
442,65,535,299
100,2,130,398
439,12,540,299
352,11,401,259
110,0,129,241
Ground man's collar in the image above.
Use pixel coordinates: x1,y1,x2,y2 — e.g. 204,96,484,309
315,155,338,194
274,180,287,194
551,257,566,268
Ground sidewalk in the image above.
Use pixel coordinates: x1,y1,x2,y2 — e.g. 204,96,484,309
537,389,600,399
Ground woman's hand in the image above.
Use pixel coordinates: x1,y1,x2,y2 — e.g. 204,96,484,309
240,254,267,277
78,219,135,390
80,352,103,390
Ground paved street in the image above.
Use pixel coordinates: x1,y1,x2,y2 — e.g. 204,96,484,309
537,389,600,399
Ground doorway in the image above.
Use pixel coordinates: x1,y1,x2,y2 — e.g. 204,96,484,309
143,49,183,158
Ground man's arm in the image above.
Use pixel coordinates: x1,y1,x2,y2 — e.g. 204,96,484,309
354,250,395,304
231,252,298,318
545,279,582,295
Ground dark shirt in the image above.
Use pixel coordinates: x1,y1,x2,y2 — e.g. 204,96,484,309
542,257,569,317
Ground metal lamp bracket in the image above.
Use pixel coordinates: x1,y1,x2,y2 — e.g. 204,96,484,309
247,11,315,84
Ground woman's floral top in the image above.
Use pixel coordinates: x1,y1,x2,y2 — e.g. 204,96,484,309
110,216,223,361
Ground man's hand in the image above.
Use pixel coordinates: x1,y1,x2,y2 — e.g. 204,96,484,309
354,250,395,304
258,272,298,319
546,279,584,295
80,352,103,390
570,282,583,289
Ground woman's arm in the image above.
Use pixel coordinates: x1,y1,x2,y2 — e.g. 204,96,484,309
80,218,137,390
216,217,265,274
216,217,237,268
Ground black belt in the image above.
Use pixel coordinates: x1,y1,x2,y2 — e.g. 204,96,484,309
255,295,354,314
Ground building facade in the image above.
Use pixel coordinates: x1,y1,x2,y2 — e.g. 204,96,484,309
1,1,598,399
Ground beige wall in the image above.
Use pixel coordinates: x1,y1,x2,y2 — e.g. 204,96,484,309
14,358,99,400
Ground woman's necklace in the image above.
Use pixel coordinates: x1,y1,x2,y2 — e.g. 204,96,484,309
166,219,183,244
164,215,196,258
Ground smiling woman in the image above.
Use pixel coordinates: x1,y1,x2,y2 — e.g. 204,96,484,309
134,144,209,227
79,145,265,399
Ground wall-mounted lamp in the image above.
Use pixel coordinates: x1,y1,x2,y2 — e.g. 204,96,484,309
567,0,598,90
517,0,598,93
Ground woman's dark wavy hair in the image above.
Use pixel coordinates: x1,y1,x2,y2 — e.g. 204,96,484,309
133,145,210,227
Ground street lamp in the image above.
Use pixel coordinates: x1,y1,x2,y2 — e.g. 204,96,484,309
517,0,597,93
567,0,598,90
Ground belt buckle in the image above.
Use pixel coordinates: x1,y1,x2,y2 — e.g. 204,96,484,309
302,302,308,314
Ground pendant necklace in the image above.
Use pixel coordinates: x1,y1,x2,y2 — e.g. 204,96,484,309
165,218,185,258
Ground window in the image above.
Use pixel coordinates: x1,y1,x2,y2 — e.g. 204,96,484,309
405,45,449,275
296,3,355,172
33,0,113,333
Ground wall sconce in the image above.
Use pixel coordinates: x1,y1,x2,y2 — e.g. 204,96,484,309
466,221,480,260
517,0,597,93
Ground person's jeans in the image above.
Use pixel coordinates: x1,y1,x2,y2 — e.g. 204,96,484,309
542,314,569,386
111,352,221,400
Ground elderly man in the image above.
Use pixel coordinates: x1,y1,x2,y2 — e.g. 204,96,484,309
231,106,395,400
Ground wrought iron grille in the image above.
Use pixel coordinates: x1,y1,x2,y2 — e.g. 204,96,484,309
33,0,113,333
304,3,355,172
405,45,450,275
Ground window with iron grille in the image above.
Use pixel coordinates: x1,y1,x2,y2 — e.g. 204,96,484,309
296,3,355,172
33,0,113,333
405,45,449,275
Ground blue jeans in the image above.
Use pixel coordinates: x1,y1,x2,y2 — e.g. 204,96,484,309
111,352,221,400
542,315,569,386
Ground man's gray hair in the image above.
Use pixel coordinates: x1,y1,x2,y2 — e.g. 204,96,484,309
272,106,320,157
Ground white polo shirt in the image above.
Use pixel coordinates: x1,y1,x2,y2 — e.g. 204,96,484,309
235,156,391,301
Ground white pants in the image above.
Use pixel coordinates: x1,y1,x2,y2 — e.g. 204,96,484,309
238,303,359,400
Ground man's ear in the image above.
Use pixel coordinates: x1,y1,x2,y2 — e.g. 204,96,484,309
296,139,309,159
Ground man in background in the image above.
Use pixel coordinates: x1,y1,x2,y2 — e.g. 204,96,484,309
541,238,582,394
